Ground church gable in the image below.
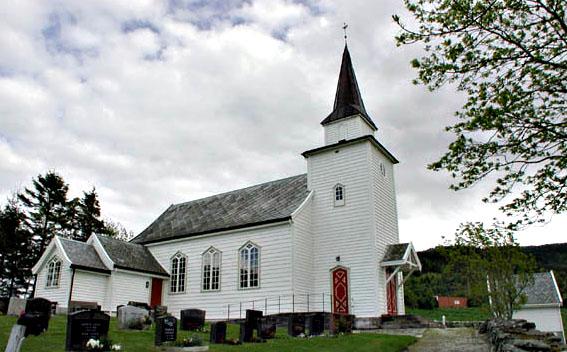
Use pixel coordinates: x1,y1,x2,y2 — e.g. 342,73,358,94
132,174,310,245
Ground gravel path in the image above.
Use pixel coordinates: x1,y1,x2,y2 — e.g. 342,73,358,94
406,328,490,352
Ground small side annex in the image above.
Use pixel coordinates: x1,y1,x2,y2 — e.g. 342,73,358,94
32,234,168,314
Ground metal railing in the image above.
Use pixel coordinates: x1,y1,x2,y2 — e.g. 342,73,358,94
227,292,333,320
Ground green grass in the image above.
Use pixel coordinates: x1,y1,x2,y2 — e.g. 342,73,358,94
406,307,489,322
0,315,415,352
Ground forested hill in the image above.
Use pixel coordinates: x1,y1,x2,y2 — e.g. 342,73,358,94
417,242,567,302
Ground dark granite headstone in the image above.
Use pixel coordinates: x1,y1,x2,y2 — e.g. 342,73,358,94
259,317,277,339
155,315,177,346
309,313,325,336
246,309,263,329
17,298,51,337
239,322,253,343
287,315,306,337
210,321,227,344
180,309,205,330
65,310,110,351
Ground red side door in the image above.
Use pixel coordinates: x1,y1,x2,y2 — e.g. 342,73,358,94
150,278,163,307
332,267,349,314
386,271,398,316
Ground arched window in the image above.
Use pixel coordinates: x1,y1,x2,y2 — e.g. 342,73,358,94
239,242,260,289
170,252,187,294
334,184,345,206
46,257,62,288
202,247,221,291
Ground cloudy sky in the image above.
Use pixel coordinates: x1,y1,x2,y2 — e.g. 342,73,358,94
1,0,564,250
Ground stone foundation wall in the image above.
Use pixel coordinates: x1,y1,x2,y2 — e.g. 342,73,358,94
480,319,566,351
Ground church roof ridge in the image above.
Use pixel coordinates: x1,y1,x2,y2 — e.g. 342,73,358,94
321,45,378,130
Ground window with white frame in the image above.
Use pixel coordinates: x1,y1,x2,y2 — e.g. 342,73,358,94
170,252,187,294
239,242,259,289
46,257,61,288
202,247,221,291
334,184,345,206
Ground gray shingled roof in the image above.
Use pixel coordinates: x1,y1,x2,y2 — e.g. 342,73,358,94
59,237,109,272
521,272,562,306
96,235,168,276
382,243,410,262
131,174,309,245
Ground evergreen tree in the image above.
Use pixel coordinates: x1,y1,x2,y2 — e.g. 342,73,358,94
72,188,106,242
18,171,71,256
0,199,33,296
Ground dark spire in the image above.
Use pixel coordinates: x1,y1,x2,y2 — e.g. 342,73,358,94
321,45,377,130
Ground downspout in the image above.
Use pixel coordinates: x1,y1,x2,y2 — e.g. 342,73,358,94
68,267,76,310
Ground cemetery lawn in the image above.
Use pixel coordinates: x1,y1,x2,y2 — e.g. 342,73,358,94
0,315,416,352
406,307,489,322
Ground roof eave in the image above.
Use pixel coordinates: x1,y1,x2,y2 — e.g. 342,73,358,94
114,265,170,278
302,135,399,164
70,264,111,275
135,216,292,245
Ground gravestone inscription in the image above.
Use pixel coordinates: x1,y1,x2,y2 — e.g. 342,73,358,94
180,309,205,331
65,310,110,352
155,315,177,346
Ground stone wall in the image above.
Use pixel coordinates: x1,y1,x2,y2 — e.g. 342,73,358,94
480,319,566,351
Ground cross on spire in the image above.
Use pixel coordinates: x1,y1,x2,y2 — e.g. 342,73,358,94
343,23,348,44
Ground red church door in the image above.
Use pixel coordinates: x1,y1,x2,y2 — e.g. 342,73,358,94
386,271,398,316
331,267,349,314
150,278,163,307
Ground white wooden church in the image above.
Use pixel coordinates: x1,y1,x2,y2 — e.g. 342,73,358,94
32,45,421,323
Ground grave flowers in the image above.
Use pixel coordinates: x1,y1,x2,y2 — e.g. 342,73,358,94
85,338,121,351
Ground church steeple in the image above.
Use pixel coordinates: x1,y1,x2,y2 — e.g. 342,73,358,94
321,45,377,131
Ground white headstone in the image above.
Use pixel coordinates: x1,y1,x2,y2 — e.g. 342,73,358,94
117,305,150,330
7,298,27,316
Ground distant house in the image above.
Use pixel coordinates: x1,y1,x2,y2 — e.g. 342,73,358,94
513,271,564,343
436,296,468,309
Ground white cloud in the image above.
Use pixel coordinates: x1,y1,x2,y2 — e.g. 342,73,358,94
0,0,564,249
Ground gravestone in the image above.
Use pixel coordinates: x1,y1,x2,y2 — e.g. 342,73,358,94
239,322,253,343
18,298,52,336
68,301,98,313
155,315,177,346
0,296,10,315
330,314,354,334
128,301,151,311
117,305,150,330
309,313,325,336
210,321,227,344
259,317,277,339
246,310,263,330
7,297,27,316
287,315,306,337
180,309,205,330
65,310,110,352
153,305,168,319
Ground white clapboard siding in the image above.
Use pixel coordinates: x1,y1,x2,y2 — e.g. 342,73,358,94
370,146,402,315
513,306,565,340
109,270,152,310
34,244,72,309
324,116,374,145
291,194,314,299
71,271,110,311
308,141,379,317
147,223,293,320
